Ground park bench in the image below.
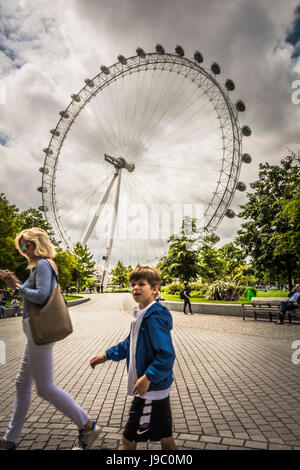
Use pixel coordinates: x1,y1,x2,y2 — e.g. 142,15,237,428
242,297,300,323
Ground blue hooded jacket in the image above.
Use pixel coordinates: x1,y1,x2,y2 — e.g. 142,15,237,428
105,302,175,391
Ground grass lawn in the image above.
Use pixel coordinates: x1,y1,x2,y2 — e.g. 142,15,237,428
65,295,84,301
256,289,288,297
6,289,288,306
161,294,245,304
161,289,288,304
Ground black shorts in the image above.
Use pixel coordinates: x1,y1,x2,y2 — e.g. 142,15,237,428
123,396,173,442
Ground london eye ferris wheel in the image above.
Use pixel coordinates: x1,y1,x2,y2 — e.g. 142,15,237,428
38,44,252,288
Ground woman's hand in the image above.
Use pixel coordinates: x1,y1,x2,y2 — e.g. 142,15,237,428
2,271,20,289
90,355,106,369
133,374,151,396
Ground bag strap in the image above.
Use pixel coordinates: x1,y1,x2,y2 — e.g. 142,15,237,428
32,259,59,289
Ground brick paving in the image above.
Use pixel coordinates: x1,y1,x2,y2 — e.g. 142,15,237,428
0,293,300,450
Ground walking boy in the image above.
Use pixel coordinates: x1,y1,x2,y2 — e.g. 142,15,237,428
11,296,21,317
90,266,177,450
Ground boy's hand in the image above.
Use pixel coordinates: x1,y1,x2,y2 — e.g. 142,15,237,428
90,355,106,369
133,374,151,396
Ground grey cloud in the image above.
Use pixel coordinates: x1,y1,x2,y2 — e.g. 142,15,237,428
286,4,300,59
0,0,68,75
1,0,300,263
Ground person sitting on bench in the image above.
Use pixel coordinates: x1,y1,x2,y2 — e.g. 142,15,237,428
276,284,300,325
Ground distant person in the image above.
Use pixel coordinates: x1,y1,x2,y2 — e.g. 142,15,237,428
0,293,6,319
276,284,300,325
181,282,193,315
11,296,21,317
90,266,177,450
155,290,164,302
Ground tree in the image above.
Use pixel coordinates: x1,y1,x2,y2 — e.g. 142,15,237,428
127,265,133,280
72,242,96,291
16,208,56,243
218,242,246,279
233,263,257,286
54,249,77,289
157,220,200,282
14,208,58,281
198,233,226,282
111,260,129,286
236,152,300,288
272,190,300,269
0,193,22,284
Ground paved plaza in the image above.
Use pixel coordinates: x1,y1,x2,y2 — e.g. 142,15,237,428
0,294,300,450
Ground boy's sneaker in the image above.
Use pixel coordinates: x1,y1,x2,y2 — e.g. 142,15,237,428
72,421,100,450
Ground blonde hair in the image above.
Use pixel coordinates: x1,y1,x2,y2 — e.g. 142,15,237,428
15,227,56,269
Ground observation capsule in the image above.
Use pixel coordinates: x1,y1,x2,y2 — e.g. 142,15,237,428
39,167,49,174
194,51,203,63
155,44,165,54
236,100,246,112
39,205,49,212
43,148,53,155
175,45,185,57
136,47,146,58
211,233,220,243
71,93,81,102
59,111,70,118
100,65,110,74
37,186,47,193
211,62,221,74
50,129,60,136
225,79,235,91
241,153,252,164
242,125,252,137
225,209,235,218
118,55,127,65
236,182,246,191
84,78,94,87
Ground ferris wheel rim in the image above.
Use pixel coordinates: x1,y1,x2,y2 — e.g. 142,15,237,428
40,47,248,253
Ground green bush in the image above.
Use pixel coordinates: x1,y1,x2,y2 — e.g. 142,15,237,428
188,282,207,295
189,290,202,298
163,282,184,295
161,282,208,297
205,280,247,300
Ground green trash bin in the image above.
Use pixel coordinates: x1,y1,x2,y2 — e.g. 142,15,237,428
246,287,256,302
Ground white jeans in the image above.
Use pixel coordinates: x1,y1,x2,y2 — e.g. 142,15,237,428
4,319,90,442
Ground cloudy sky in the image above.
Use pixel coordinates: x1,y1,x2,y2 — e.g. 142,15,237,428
1,0,300,264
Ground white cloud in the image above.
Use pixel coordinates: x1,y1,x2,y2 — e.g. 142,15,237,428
1,0,300,265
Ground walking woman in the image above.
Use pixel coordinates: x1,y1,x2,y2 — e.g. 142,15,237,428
1,228,100,450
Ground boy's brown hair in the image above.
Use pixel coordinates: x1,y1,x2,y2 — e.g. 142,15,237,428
129,266,161,288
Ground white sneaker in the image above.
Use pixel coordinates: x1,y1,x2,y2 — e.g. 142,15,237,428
72,421,100,450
